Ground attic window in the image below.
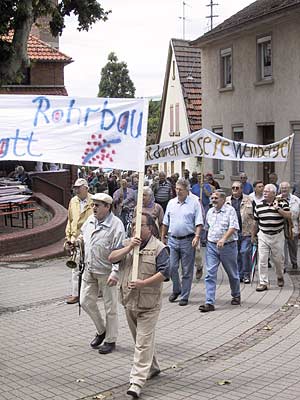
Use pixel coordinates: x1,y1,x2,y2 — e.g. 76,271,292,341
172,60,176,80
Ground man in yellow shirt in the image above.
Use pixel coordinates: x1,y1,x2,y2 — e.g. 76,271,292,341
65,178,93,304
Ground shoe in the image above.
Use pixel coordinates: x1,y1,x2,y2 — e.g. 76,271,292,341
66,296,79,304
239,277,244,283
169,292,180,302
284,267,287,274
243,277,250,284
231,296,241,305
90,331,106,348
268,261,272,269
195,267,203,280
199,303,215,312
277,277,284,287
147,368,161,379
98,342,116,354
292,263,298,270
179,299,188,306
127,383,141,398
256,284,268,292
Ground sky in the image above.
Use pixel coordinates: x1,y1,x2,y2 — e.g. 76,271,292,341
60,0,254,99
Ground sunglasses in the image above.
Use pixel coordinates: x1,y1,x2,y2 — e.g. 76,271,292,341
232,186,240,189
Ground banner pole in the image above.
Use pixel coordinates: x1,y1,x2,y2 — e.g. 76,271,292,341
199,157,204,201
131,171,144,281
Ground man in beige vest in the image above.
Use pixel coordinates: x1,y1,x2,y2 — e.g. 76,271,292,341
109,213,170,398
65,178,93,304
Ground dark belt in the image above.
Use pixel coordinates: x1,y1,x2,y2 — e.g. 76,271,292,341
208,241,235,246
262,229,283,236
170,234,194,240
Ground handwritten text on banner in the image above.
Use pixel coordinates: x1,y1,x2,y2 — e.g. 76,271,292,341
0,95,148,172
145,129,294,164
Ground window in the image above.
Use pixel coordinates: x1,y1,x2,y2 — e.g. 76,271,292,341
172,60,176,80
257,35,272,80
220,48,232,88
175,103,180,136
169,105,174,136
232,127,245,176
213,127,224,174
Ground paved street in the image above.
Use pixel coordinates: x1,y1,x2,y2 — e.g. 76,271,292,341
1,255,300,400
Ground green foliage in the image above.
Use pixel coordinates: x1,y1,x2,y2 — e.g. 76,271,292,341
0,0,110,84
98,52,135,98
147,100,161,145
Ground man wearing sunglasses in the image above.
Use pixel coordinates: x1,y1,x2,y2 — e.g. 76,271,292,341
226,182,254,284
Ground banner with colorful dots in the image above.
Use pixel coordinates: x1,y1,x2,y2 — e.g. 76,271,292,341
0,95,148,171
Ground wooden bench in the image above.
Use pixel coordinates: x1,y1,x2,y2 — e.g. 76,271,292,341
0,206,39,228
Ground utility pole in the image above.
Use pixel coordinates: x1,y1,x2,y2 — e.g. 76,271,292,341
206,0,219,30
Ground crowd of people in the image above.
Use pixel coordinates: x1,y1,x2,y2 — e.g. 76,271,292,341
63,166,300,398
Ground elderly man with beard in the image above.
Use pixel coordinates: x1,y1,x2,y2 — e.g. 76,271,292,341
79,193,125,354
199,190,240,312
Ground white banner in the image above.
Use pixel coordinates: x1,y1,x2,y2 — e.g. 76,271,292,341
145,128,294,165
0,95,148,172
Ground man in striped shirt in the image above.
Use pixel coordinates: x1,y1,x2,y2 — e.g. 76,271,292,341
252,184,291,291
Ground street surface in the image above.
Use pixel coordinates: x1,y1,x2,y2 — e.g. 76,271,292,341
1,256,300,400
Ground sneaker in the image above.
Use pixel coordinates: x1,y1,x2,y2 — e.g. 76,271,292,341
243,277,250,284
66,296,79,304
231,296,241,305
256,284,268,292
178,299,188,306
98,342,116,354
90,331,106,348
147,368,161,380
292,263,298,270
169,292,180,302
277,277,284,287
199,303,215,312
127,383,141,398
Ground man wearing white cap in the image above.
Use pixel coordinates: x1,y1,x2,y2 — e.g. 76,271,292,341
65,178,93,304
80,193,125,354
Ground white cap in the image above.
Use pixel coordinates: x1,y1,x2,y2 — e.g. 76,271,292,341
73,178,88,187
91,193,113,204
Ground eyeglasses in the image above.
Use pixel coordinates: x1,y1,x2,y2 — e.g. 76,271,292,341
232,186,240,189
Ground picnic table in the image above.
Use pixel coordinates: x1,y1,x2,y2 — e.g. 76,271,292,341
0,185,27,197
0,195,39,229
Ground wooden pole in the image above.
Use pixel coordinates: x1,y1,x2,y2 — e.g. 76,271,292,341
199,157,204,201
131,171,144,280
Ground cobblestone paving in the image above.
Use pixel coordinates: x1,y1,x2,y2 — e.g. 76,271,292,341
0,256,300,400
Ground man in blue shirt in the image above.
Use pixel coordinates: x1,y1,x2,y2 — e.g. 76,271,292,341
240,173,253,195
162,178,203,306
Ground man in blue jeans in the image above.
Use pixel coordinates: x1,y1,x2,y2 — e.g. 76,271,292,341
199,190,241,312
162,178,203,306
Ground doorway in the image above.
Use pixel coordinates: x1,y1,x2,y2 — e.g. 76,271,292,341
258,125,275,183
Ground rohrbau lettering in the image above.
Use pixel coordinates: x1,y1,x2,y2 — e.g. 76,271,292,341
0,95,146,171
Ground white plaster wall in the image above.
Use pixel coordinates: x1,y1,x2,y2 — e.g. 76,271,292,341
201,14,300,187
159,50,199,177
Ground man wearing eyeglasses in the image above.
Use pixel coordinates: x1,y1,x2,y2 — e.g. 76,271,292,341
199,190,240,312
226,182,254,284
79,193,125,354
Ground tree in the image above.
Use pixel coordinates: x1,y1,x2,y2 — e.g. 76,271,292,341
98,52,135,98
0,0,110,84
147,100,161,145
